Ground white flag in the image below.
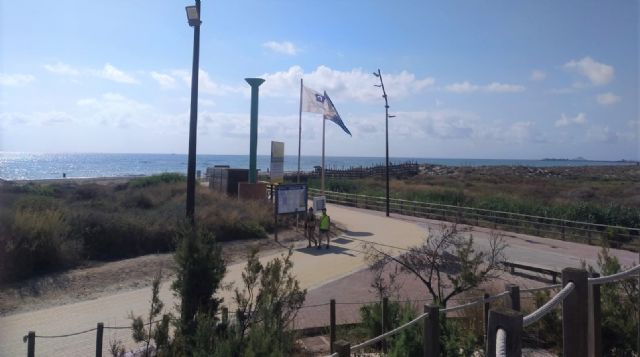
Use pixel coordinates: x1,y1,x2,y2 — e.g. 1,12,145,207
301,85,327,114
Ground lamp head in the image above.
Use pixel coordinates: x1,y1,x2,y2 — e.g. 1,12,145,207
185,5,200,26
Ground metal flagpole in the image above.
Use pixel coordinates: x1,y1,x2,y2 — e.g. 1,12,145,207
297,79,303,183
321,114,326,194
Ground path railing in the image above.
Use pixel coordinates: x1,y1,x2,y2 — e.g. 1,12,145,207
328,264,640,357
308,188,640,249
21,262,639,356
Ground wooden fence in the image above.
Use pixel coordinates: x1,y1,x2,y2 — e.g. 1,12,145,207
308,188,640,250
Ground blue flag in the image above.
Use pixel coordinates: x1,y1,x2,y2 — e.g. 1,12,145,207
322,91,352,136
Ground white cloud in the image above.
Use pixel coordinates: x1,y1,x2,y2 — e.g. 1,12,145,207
260,65,435,102
530,70,546,81
444,81,525,93
96,64,138,84
168,69,242,96
0,73,35,86
563,57,614,86
262,41,299,55
44,62,137,84
381,110,542,144
150,71,176,89
44,62,80,76
0,111,73,126
596,92,621,106
555,113,587,127
586,126,619,143
76,92,153,127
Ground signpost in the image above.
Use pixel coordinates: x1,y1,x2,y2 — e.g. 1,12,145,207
270,141,284,184
274,184,308,241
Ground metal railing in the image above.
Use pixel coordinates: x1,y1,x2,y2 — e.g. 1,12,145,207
309,188,639,248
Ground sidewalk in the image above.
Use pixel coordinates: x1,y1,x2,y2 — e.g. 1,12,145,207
0,203,425,357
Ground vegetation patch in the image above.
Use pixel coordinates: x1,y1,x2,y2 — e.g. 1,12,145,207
0,174,274,283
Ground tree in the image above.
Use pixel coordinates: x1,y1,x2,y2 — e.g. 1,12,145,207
171,225,226,353
583,244,639,356
200,248,306,357
129,270,172,357
365,223,506,307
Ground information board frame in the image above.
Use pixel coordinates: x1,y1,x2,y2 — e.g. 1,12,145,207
275,184,308,215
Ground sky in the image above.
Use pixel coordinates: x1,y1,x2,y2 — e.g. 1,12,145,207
0,0,638,160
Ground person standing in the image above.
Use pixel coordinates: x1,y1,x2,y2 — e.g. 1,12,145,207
319,208,331,249
304,207,317,248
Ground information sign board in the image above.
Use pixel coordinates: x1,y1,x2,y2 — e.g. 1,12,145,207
276,184,307,214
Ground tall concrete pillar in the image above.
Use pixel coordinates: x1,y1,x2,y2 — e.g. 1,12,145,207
245,78,265,183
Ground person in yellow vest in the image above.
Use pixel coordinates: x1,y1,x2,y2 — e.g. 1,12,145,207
319,208,331,249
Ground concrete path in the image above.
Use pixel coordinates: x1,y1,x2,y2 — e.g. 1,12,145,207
0,203,425,357
1,203,637,357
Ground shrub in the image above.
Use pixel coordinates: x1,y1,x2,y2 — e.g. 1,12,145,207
5,207,80,280
129,173,186,188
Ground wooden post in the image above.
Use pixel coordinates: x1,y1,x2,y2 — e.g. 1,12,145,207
26,331,35,357
424,305,440,357
96,322,104,357
588,273,601,357
334,340,351,357
330,299,336,354
381,297,389,353
222,307,229,325
561,221,566,240
562,268,588,357
483,292,490,343
506,284,520,311
486,308,523,357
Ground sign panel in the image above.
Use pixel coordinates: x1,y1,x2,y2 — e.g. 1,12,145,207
313,196,326,212
270,141,285,184
276,184,307,214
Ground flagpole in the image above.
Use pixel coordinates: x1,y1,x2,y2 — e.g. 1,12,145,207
321,114,326,195
297,79,303,183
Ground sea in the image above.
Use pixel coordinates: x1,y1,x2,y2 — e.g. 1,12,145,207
0,152,636,181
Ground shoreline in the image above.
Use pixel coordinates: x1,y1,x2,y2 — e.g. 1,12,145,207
3,161,639,183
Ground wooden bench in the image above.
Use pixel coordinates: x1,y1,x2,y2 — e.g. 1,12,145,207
502,261,561,284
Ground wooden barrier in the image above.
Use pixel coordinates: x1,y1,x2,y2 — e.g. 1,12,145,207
334,340,351,357
486,308,523,356
424,305,440,357
503,261,560,283
562,268,588,357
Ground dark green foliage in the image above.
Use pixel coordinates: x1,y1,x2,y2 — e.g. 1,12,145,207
359,301,481,356
359,300,402,349
171,226,226,353
595,246,639,355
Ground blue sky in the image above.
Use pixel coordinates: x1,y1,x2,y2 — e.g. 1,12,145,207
1,0,638,160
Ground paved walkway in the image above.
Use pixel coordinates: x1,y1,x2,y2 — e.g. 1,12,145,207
0,203,425,357
1,203,637,356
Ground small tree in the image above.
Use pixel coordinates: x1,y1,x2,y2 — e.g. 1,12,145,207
583,244,639,355
365,223,506,307
171,225,226,353
209,248,306,356
129,270,172,356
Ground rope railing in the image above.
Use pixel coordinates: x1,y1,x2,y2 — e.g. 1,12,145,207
520,284,562,293
496,328,507,357
588,264,640,285
350,311,430,351
522,282,575,327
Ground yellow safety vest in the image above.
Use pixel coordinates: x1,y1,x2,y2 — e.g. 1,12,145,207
320,215,330,230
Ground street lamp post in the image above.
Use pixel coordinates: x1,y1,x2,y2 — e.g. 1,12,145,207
185,1,201,223
373,69,391,217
